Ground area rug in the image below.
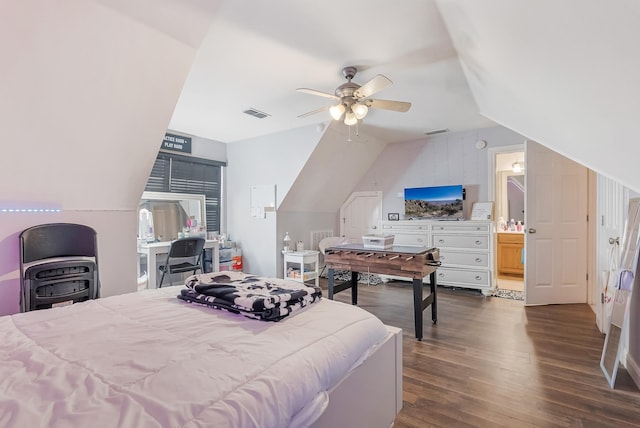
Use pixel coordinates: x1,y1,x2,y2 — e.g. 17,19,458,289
493,288,524,301
322,269,383,285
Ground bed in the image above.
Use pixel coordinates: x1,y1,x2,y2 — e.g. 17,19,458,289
0,274,402,428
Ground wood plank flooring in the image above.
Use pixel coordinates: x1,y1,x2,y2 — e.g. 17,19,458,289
320,279,640,428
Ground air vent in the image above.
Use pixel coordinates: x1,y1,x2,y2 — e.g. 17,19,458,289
243,108,270,119
425,128,449,136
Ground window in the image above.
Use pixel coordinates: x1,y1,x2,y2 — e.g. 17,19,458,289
145,152,225,233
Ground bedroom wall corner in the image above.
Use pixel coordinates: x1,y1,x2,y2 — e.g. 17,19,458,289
0,0,218,314
225,124,323,277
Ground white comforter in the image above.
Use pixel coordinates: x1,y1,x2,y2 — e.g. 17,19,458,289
0,286,388,427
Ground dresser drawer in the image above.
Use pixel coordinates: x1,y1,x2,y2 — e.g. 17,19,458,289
439,250,489,268
432,234,489,250
381,222,430,232
431,222,492,233
393,233,429,247
436,268,491,289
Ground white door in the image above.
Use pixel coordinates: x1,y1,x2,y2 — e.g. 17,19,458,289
340,191,383,241
595,175,627,331
525,141,588,305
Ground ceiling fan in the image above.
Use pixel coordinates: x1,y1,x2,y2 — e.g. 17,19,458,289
296,66,411,126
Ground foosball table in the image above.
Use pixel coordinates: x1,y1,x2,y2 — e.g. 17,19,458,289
324,244,440,341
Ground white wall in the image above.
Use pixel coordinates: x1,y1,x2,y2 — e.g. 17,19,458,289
354,126,526,219
226,124,323,277
226,124,523,278
0,0,215,315
437,0,640,194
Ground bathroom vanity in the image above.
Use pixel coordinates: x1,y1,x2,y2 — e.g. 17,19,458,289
496,232,524,277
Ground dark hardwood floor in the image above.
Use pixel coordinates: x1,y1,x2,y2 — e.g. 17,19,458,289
319,279,640,427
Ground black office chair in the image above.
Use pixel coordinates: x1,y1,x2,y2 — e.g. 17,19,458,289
158,237,206,287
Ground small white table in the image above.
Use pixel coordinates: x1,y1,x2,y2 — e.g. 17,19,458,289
283,250,320,287
138,240,220,289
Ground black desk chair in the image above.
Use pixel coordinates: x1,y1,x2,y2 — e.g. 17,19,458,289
158,237,206,287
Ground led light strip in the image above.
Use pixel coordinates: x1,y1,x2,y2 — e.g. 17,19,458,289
1,208,61,212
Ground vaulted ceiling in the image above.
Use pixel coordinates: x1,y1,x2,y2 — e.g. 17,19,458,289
168,0,640,192
169,0,494,144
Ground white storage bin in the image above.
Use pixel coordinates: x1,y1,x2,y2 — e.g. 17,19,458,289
362,234,395,249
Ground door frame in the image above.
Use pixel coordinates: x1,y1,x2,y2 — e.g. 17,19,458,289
488,144,526,291
487,144,526,203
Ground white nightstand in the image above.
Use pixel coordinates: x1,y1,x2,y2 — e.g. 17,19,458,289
283,250,320,287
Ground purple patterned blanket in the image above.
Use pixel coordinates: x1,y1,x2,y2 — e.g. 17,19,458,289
177,271,322,321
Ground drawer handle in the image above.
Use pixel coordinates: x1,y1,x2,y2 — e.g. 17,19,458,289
438,273,445,278
417,238,423,242
475,240,482,245
475,275,482,281
440,255,445,260
475,257,482,263
438,239,445,244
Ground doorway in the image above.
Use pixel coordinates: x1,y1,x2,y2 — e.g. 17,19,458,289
339,191,383,240
489,145,525,294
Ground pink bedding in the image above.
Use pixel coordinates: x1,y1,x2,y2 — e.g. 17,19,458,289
0,285,388,427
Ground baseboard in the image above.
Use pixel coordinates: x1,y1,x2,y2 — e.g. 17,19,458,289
626,353,640,390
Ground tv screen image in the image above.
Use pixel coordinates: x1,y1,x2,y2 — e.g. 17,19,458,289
404,185,464,219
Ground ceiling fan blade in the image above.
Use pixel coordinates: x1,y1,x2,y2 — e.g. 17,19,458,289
298,105,331,118
296,88,340,100
353,74,392,99
365,99,412,112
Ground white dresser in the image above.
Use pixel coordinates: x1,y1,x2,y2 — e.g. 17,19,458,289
380,220,494,294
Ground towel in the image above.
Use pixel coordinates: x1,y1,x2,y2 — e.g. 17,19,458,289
177,271,322,321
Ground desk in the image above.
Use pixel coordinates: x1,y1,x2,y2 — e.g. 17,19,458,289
138,240,219,288
324,244,440,341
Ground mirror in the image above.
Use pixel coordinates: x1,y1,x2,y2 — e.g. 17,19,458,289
506,174,525,222
496,171,525,224
495,151,525,224
139,191,206,242
600,198,640,388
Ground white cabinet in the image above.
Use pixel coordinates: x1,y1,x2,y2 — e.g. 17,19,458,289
380,220,494,293
283,250,320,287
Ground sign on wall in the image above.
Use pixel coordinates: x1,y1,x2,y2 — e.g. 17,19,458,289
161,133,192,153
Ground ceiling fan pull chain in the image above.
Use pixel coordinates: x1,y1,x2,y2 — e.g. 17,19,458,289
356,121,359,137
348,124,352,142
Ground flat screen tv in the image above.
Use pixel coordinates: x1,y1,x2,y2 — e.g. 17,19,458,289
404,185,464,220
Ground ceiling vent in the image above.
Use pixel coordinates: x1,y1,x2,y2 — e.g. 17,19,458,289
425,128,449,136
243,108,270,119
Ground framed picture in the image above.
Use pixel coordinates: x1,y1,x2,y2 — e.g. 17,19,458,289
471,202,493,220
388,212,400,221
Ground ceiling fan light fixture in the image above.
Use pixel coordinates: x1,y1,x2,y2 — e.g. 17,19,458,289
329,104,345,120
352,103,368,120
344,111,358,126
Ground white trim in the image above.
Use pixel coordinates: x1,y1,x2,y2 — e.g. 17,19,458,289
487,143,525,202
626,352,640,390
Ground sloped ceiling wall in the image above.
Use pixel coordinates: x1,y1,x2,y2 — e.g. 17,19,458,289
279,121,389,213
438,0,640,192
0,0,218,210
